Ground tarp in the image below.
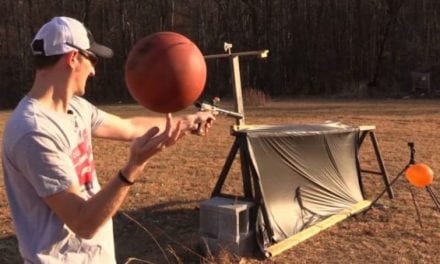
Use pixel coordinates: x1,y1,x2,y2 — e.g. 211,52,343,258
239,123,363,248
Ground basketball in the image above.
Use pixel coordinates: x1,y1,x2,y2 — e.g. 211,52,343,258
124,32,207,113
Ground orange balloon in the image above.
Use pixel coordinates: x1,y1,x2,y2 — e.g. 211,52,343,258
405,163,434,187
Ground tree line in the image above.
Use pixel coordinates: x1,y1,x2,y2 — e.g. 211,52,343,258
1,0,439,109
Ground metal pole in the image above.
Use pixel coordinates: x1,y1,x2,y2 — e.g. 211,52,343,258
365,142,416,212
204,50,269,59
426,186,440,211
204,43,269,128
230,55,245,126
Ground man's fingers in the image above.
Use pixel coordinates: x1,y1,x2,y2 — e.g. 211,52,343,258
165,113,173,136
206,117,214,128
170,120,183,143
138,126,160,145
150,115,182,149
129,114,185,166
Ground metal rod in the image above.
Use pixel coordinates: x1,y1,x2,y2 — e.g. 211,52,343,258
366,142,416,212
408,186,423,228
204,50,269,59
203,44,269,128
368,163,410,209
230,56,244,126
194,102,243,119
426,186,440,211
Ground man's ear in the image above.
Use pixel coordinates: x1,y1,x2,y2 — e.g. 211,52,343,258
64,51,78,68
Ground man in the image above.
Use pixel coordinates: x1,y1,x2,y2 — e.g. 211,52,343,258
1,16,214,263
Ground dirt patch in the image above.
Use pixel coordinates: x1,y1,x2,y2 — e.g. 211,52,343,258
1,99,440,263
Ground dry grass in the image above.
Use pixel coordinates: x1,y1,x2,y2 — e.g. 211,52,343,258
1,99,440,263
243,88,270,107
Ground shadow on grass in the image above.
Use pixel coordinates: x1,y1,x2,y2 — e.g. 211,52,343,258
114,199,206,263
114,199,255,264
0,199,261,263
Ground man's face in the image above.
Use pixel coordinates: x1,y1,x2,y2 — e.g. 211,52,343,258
73,52,96,96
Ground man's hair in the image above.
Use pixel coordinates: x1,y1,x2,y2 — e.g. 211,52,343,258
33,55,63,70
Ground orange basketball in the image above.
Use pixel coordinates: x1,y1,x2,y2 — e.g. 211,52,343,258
405,163,434,187
125,32,207,113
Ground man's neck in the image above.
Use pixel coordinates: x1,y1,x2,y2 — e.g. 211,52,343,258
28,70,73,113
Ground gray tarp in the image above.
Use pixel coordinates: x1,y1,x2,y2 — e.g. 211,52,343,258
240,123,363,246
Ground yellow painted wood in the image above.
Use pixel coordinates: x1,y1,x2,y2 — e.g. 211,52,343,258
266,200,372,258
358,125,376,131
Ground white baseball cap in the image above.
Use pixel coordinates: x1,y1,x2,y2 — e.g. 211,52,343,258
31,16,113,58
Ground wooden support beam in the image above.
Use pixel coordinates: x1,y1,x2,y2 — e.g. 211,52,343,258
265,200,372,258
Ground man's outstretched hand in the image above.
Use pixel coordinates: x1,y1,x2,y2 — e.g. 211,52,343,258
123,113,183,179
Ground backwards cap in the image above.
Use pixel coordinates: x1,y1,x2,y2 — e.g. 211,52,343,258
31,16,113,58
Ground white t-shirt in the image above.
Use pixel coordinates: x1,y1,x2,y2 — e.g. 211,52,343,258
2,96,116,263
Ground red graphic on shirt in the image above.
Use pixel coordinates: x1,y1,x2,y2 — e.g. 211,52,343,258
71,130,95,190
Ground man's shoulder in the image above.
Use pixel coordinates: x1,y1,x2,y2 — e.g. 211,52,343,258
4,97,40,134
70,96,94,111
3,97,67,149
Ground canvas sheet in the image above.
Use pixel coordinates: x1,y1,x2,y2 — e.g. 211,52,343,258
242,123,363,246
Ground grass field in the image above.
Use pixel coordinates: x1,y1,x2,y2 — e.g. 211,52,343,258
1,99,439,263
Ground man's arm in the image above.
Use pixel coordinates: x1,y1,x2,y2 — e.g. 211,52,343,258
44,114,181,239
93,111,215,141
